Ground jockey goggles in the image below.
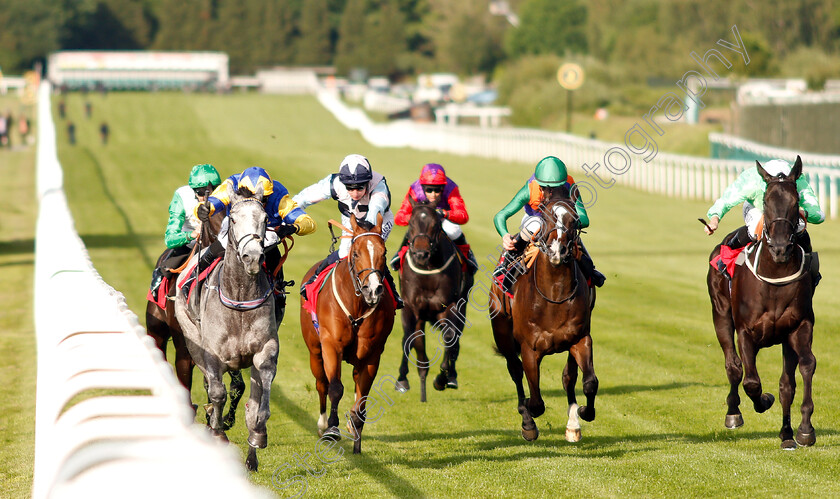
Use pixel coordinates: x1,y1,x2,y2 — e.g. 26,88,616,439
423,185,444,194
345,183,366,191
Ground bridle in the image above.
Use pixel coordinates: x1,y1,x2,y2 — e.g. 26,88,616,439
347,231,386,297
762,177,800,249
229,198,266,262
408,207,442,257
536,199,581,265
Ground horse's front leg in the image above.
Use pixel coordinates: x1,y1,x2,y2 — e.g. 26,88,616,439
245,345,278,471
779,342,798,450
710,267,744,428
519,347,544,441
347,361,382,454
203,356,228,442
791,321,816,447
562,353,581,442
737,332,775,414
570,335,598,423
321,337,345,441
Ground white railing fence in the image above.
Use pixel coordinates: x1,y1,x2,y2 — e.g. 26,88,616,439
32,82,270,498
316,88,840,220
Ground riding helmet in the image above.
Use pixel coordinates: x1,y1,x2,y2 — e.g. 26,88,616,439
338,154,373,185
188,163,221,189
238,166,274,196
419,163,447,185
534,156,568,187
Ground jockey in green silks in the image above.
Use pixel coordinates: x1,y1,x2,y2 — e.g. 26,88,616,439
703,158,824,252
492,156,605,292
149,163,221,296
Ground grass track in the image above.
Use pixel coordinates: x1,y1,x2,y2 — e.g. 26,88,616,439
22,91,840,497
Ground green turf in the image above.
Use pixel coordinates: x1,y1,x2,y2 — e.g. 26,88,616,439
0,94,37,497
26,91,840,497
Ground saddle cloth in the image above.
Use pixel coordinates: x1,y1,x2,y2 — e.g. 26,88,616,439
302,260,398,317
146,276,170,310
710,244,750,279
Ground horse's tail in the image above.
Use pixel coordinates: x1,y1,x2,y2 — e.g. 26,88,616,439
492,344,521,359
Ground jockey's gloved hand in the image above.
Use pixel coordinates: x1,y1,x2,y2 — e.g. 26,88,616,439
275,224,297,238
197,203,211,223
436,208,448,219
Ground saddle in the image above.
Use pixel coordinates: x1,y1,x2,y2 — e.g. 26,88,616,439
179,257,222,321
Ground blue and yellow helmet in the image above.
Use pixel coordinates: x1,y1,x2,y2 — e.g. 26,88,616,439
238,166,274,196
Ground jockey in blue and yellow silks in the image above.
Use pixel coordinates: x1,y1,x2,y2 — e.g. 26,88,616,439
194,166,316,319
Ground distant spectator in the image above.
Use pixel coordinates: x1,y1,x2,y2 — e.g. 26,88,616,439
3,111,12,147
100,122,109,145
58,100,66,119
85,101,92,119
0,114,8,148
67,121,76,145
18,115,30,145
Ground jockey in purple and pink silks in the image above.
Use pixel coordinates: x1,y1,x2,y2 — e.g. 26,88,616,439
390,163,478,287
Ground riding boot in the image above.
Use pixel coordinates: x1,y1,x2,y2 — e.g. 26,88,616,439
795,230,820,288
452,235,479,273
182,240,224,297
272,265,288,325
577,242,605,288
724,226,752,250
149,267,165,296
300,251,340,301
390,233,409,271
493,235,529,294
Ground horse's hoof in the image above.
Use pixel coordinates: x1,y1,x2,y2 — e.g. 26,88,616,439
781,439,797,451
725,414,744,429
248,432,268,449
756,393,775,413
322,426,341,441
395,379,410,392
246,447,258,472
433,372,447,391
565,427,581,443
795,430,816,447
210,429,229,443
446,377,458,389
577,405,595,422
521,424,539,442
191,404,198,415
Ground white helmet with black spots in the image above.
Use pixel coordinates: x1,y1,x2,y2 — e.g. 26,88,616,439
338,154,373,185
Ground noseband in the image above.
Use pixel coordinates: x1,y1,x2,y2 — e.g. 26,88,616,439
348,231,385,296
229,198,266,261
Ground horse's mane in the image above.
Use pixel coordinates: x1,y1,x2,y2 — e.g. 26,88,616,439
235,186,260,199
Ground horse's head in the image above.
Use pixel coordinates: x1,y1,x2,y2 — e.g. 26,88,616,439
407,199,442,266
759,156,802,264
228,186,268,276
349,213,387,306
537,192,580,267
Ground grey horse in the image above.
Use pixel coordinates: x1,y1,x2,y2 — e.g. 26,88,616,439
175,187,278,471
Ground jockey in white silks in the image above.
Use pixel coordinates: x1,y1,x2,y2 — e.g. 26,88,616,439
293,154,402,307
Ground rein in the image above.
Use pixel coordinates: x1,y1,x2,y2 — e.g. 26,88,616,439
531,251,580,304
744,240,808,285
406,250,456,275
214,261,274,310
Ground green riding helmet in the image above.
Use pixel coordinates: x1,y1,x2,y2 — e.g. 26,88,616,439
534,156,568,187
188,163,221,189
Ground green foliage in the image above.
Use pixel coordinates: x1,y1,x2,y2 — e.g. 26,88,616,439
296,0,332,65
504,0,587,57
0,0,61,72
334,0,369,75
779,46,840,90
424,0,506,77
729,31,777,77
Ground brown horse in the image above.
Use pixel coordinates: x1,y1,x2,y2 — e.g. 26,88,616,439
300,213,396,454
145,211,245,429
490,192,598,442
707,158,817,450
395,200,466,402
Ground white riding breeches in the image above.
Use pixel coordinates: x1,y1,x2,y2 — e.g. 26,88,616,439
442,219,462,240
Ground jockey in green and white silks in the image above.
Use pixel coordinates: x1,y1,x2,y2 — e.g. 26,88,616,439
293,154,402,307
150,163,222,294
492,156,604,292
704,158,824,251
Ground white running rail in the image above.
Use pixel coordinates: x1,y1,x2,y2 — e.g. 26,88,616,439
32,82,271,498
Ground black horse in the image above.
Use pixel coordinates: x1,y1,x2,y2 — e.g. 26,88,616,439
707,157,818,449
395,200,467,402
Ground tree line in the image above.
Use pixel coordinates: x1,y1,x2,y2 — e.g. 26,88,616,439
2,0,840,89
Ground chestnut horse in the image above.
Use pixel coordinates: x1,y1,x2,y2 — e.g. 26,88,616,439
707,158,817,449
300,213,396,454
395,201,466,402
490,192,598,442
145,208,245,429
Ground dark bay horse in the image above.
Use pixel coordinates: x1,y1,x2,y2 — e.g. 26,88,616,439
145,212,245,429
490,193,598,442
300,213,396,454
395,200,466,402
707,158,817,450
175,187,279,471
